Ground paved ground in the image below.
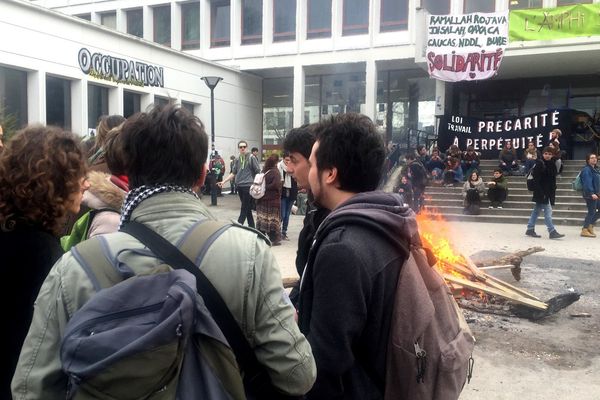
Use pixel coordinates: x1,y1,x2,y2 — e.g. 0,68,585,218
201,192,600,399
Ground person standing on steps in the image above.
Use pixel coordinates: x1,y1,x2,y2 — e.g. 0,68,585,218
580,153,600,238
525,147,565,239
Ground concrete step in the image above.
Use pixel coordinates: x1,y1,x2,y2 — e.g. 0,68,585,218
428,205,587,219
423,210,583,227
427,198,587,211
426,191,585,204
427,185,580,196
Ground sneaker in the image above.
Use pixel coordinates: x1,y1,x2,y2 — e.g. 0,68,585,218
282,234,290,241
549,230,565,239
488,205,493,209
497,205,503,209
525,229,541,238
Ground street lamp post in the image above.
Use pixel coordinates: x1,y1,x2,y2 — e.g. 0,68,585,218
201,76,223,149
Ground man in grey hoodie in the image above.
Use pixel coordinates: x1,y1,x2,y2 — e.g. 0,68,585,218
298,113,418,400
219,140,260,227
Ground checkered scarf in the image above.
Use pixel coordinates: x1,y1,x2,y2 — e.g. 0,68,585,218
119,184,198,229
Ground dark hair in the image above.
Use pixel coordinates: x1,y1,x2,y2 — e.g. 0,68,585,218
119,104,208,188
283,124,315,160
542,146,554,154
586,153,597,163
469,170,480,181
262,154,279,172
493,168,503,174
467,145,474,151
0,125,87,235
251,147,258,153
405,152,415,161
313,113,385,193
417,144,426,153
104,126,126,176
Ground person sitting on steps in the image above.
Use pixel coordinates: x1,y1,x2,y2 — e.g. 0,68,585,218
486,169,508,209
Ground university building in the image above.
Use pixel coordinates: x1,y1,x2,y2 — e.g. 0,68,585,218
4,0,600,156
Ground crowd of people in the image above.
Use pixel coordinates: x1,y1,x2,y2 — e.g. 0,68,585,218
1,106,599,399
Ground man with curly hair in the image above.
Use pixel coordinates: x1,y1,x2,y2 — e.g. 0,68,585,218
0,125,89,399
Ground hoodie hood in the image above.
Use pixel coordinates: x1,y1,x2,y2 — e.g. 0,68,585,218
82,171,127,211
316,191,420,251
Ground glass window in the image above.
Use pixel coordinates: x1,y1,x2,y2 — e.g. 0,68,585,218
380,0,408,32
508,0,542,9
155,96,171,107
304,72,366,123
273,0,296,42
263,78,293,146
0,66,28,131
127,9,143,38
242,0,262,45
154,5,171,46
88,84,109,130
76,14,91,21
101,12,116,29
307,0,331,39
557,0,591,5
343,0,368,36
422,0,450,15
211,0,230,47
182,2,200,50
123,91,141,118
464,0,495,13
182,101,196,115
46,76,71,130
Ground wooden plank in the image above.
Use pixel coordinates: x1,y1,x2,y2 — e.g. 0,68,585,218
443,273,548,311
484,274,542,302
479,265,515,270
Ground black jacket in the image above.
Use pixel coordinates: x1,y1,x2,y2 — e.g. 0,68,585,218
2,225,63,399
531,158,557,205
298,191,417,400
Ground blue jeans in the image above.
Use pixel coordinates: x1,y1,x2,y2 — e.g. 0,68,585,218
583,198,600,227
281,196,294,235
527,201,555,233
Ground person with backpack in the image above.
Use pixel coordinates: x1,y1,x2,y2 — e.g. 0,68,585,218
219,140,261,228
297,113,417,399
1,125,89,400
580,153,600,238
525,147,565,239
12,105,316,399
256,154,283,245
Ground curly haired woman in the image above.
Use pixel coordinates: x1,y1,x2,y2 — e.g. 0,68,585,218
0,125,88,397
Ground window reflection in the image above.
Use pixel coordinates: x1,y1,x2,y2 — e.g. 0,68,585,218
182,2,200,50
211,0,230,47
127,9,143,38
304,72,366,123
307,0,332,39
242,0,262,45
154,5,171,46
263,78,293,145
274,0,296,42
343,0,369,36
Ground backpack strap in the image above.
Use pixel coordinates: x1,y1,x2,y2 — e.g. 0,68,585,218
72,237,124,291
178,219,232,265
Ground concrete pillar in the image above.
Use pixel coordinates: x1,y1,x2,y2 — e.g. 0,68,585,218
171,1,182,51
264,0,273,46
200,0,211,52
109,85,124,116
293,64,305,127
232,0,241,48
435,79,446,116
90,11,101,25
364,59,377,121
71,79,88,136
115,9,126,33
143,5,153,42
27,70,46,125
141,93,154,112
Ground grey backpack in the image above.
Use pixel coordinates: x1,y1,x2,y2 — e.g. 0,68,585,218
61,221,245,400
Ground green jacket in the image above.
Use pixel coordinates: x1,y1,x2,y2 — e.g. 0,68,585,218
12,192,316,400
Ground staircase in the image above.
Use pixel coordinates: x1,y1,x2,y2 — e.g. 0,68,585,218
424,159,587,226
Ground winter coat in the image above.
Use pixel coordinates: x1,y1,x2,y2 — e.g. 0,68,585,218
531,158,557,205
426,156,445,172
2,225,63,400
581,164,600,199
298,191,417,400
81,171,126,238
12,192,316,399
490,175,508,191
462,178,486,198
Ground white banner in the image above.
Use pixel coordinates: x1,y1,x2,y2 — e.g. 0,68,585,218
426,12,509,82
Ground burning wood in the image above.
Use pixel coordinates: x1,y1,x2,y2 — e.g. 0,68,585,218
416,211,580,320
